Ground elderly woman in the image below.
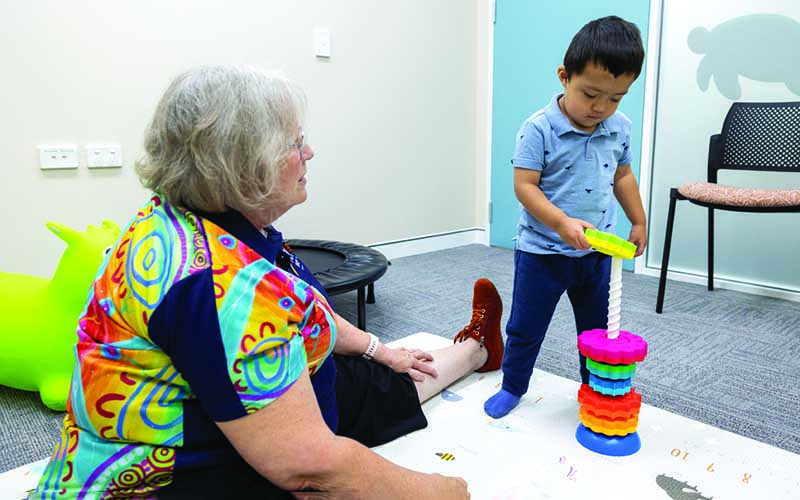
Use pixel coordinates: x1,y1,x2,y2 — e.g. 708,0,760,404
31,65,503,499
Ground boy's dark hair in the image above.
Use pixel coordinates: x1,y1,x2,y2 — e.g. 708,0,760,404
563,16,645,78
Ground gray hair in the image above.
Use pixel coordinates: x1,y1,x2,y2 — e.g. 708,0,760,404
135,65,306,214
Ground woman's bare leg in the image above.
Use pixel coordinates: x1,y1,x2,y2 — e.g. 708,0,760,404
414,338,487,403
414,278,505,403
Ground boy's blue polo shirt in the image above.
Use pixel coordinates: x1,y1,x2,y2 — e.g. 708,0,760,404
511,94,632,256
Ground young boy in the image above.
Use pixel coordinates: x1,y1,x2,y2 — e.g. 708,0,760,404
485,16,648,418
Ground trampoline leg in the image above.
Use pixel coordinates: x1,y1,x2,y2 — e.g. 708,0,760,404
357,287,367,330
367,283,376,304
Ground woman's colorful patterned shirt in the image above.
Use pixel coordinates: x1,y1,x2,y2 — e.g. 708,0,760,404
32,196,337,499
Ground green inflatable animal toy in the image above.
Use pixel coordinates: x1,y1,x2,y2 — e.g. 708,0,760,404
0,220,120,410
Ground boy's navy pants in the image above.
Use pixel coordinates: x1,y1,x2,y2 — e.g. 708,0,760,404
501,250,611,397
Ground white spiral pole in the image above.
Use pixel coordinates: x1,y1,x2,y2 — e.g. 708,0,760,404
607,256,623,339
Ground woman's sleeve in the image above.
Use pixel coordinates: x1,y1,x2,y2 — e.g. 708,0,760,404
148,265,309,422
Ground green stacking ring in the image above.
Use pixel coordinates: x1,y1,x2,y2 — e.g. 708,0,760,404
586,357,637,380
584,228,636,259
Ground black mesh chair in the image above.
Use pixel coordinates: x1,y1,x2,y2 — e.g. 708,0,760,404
656,101,800,313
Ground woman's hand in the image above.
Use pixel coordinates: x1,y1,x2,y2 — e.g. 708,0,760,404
374,345,438,382
292,473,469,499
429,474,470,499
332,313,440,382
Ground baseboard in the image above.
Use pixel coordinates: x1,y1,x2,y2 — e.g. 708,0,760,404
369,235,800,304
639,266,800,303
369,228,488,260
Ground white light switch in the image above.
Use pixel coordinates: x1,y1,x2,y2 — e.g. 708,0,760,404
38,144,79,170
314,28,331,58
86,144,123,168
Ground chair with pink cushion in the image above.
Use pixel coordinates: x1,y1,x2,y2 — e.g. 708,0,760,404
656,101,800,313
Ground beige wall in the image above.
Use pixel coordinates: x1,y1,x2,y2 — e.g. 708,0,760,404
0,0,491,277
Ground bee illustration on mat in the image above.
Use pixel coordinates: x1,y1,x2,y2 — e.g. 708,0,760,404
436,452,456,461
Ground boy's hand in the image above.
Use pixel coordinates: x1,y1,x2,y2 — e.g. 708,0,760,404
628,223,647,257
556,217,595,250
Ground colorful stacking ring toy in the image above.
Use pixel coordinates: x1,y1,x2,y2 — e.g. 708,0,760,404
575,229,648,456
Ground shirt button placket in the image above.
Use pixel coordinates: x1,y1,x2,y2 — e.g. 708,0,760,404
585,136,593,160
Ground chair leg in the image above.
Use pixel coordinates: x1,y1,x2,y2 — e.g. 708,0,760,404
708,208,714,291
357,287,366,330
656,188,679,313
366,283,376,304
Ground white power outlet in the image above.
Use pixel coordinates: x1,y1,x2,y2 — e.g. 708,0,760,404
86,144,123,168
38,144,79,170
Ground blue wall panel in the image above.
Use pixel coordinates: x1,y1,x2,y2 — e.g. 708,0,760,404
490,0,651,269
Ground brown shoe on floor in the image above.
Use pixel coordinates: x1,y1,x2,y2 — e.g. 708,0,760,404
453,278,504,373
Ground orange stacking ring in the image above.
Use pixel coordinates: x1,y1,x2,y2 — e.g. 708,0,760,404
577,384,642,420
579,407,639,436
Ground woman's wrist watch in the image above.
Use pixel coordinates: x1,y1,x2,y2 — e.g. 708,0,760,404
362,333,379,360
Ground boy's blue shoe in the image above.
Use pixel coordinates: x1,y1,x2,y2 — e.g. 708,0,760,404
484,389,521,418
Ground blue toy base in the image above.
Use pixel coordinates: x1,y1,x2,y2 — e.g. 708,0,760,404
575,423,641,456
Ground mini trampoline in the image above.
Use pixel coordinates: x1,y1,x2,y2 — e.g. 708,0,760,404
286,239,389,330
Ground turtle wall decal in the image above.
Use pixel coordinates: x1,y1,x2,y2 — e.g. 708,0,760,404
688,13,800,100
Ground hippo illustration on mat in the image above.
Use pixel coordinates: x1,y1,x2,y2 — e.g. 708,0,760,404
688,14,800,100
0,220,120,410
655,474,713,500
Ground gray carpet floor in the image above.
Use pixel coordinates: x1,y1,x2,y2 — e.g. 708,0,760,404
2,243,799,473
